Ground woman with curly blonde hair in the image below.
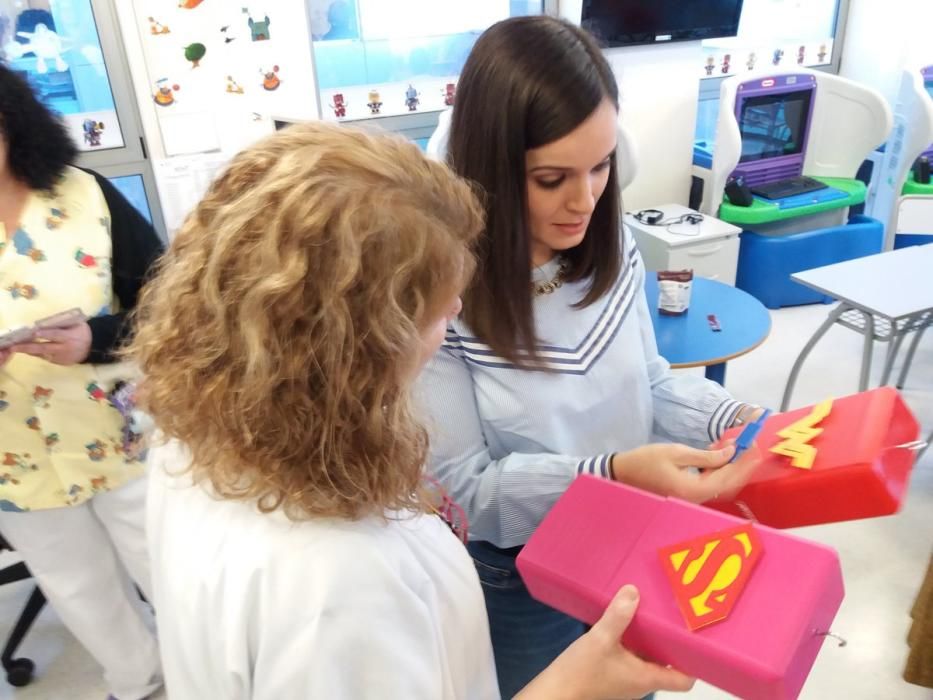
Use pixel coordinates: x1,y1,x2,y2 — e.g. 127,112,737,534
133,122,696,700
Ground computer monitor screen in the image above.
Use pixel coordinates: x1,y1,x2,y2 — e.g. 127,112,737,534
737,89,813,163
582,0,743,47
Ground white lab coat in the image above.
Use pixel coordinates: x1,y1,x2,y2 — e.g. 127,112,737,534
146,440,500,700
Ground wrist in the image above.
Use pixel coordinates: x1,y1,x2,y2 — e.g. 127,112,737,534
610,452,625,482
731,404,761,428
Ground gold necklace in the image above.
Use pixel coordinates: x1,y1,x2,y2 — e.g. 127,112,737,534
533,257,570,296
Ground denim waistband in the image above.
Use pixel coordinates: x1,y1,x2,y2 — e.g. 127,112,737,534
469,539,524,558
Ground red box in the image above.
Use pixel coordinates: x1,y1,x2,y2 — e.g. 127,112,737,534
710,387,920,528
517,476,845,700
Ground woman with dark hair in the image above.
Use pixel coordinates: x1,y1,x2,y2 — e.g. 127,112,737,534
0,63,162,699
419,16,763,697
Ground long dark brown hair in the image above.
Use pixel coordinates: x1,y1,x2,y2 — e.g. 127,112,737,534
447,15,622,367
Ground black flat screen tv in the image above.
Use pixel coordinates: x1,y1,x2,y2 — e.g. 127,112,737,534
581,0,745,47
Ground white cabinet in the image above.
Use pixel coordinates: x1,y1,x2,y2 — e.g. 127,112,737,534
623,204,741,285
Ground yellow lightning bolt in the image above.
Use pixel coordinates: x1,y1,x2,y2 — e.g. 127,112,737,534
769,398,834,469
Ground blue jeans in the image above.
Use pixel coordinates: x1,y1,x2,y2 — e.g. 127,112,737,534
468,541,654,700
469,541,585,698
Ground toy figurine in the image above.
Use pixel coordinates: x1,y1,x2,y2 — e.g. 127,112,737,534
148,17,170,35
721,54,731,74
817,44,828,62
797,45,806,65
153,79,179,106
704,56,715,76
367,89,382,115
330,93,347,118
261,65,281,91
772,48,784,66
442,82,456,106
405,84,420,111
746,52,756,71
82,119,103,147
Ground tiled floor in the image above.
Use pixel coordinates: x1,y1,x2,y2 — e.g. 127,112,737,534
0,301,930,699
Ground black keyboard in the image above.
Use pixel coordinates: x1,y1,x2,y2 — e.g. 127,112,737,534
750,176,828,200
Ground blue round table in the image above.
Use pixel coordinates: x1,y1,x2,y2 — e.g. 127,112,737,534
644,276,771,385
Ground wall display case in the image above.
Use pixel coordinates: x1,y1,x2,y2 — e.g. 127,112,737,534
698,0,844,81
1,0,166,237
1,0,125,150
309,0,545,133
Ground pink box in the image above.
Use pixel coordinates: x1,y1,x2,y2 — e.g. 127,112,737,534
517,476,845,700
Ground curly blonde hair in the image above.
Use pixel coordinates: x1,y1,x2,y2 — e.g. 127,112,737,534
128,122,483,520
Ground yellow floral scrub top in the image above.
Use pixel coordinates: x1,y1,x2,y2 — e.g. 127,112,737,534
0,167,150,511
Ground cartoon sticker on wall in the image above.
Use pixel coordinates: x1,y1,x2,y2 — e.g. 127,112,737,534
260,65,280,91
184,42,206,68
179,0,205,8
248,14,271,41
220,25,235,44
226,75,244,94
154,79,180,106
148,17,171,35
82,119,104,148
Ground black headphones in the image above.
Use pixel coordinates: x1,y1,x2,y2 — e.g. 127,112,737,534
634,209,665,225
634,210,704,226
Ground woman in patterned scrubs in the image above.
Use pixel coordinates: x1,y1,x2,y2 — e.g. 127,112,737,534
0,65,162,700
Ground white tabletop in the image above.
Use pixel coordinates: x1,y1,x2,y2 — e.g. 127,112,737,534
623,204,742,248
791,244,933,320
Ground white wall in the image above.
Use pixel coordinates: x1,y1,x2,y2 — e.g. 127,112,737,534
839,0,933,109
605,43,704,210
558,0,703,209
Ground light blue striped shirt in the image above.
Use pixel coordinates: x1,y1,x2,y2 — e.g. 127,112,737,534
417,229,744,549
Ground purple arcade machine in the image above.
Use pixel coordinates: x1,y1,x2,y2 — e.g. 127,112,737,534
730,73,817,189
726,73,884,308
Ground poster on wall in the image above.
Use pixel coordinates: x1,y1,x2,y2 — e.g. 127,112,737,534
131,0,317,157
0,0,125,151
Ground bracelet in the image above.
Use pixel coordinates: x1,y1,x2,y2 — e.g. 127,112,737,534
731,404,759,427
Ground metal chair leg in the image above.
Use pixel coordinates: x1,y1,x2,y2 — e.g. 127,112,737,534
1,586,45,687
781,303,848,411
858,311,875,392
917,426,933,461
880,328,909,386
896,314,930,389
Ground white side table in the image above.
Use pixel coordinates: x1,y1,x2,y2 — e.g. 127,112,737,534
624,204,742,285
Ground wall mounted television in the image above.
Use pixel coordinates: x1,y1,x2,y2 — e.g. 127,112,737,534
581,0,745,47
